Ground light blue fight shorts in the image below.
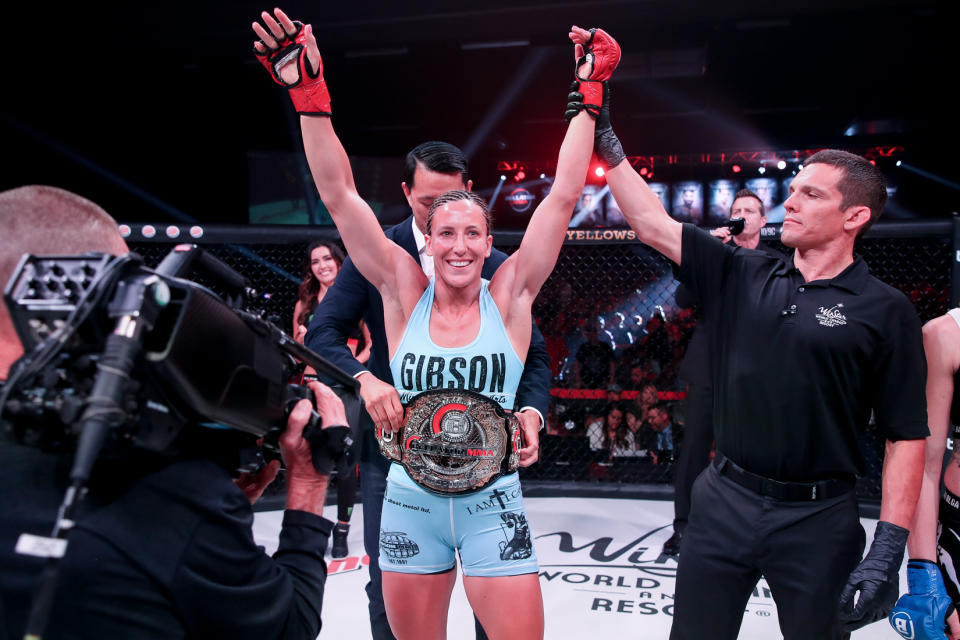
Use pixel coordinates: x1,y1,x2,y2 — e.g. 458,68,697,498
378,463,539,576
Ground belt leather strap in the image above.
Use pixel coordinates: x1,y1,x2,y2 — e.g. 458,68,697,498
713,454,854,501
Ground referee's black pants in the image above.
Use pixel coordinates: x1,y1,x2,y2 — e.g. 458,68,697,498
672,382,713,533
669,463,865,640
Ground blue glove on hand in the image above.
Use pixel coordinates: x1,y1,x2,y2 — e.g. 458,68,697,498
889,559,955,640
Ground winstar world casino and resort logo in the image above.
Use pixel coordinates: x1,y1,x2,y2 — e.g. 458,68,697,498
533,526,775,620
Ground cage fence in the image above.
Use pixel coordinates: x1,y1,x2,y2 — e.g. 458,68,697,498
128,220,954,502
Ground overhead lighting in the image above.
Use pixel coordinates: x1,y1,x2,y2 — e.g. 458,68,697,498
776,160,787,170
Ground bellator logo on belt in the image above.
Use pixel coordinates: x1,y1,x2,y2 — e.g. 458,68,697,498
378,389,520,494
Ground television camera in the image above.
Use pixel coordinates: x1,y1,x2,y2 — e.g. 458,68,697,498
1,243,360,638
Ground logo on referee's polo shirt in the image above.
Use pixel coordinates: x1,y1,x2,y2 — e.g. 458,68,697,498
815,304,847,327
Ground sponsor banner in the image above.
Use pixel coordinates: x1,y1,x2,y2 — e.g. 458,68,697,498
560,226,783,244
506,188,535,213
564,228,640,244
253,497,892,639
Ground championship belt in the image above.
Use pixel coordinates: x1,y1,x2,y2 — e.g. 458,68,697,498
376,389,521,494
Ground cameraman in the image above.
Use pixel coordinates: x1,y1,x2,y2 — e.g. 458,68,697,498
0,185,338,639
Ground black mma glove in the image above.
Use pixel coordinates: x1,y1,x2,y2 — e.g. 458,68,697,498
593,83,625,169
838,520,909,632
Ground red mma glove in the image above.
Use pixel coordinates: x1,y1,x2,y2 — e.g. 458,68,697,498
566,27,621,121
254,21,331,116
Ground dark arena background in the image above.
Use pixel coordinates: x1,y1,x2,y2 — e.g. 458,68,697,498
2,1,959,637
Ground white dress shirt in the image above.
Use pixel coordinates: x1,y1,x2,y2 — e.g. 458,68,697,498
410,218,434,279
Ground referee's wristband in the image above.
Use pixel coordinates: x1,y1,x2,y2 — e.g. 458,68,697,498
518,406,546,431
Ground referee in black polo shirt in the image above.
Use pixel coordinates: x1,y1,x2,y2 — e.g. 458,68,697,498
585,87,927,639
663,188,788,558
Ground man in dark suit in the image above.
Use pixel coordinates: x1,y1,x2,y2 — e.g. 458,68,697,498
306,141,552,640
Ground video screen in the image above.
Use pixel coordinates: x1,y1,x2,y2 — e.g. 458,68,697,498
487,179,545,229
762,176,794,224
745,177,778,214
604,190,628,227
649,182,670,211
569,185,605,228
671,181,703,224
707,180,738,226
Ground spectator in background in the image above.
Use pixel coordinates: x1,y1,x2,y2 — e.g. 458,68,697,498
640,313,672,372
586,404,632,458
606,383,623,404
293,241,371,365
644,403,676,464
292,240,367,558
632,381,659,424
619,359,659,390
629,363,650,387
574,323,615,390
624,408,643,446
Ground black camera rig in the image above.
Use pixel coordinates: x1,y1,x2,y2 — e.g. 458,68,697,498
2,244,361,639
2,244,359,465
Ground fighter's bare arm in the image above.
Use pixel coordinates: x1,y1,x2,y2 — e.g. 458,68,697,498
252,8,425,314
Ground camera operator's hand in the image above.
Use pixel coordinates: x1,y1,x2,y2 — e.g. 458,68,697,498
710,227,733,243
235,459,281,504
281,380,346,515
358,371,404,434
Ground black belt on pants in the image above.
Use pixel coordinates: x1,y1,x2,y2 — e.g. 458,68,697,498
713,454,854,501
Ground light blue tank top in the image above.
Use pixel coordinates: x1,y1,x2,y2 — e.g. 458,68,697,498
389,279,525,410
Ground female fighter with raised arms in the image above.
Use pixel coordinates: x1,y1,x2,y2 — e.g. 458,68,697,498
252,9,619,639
